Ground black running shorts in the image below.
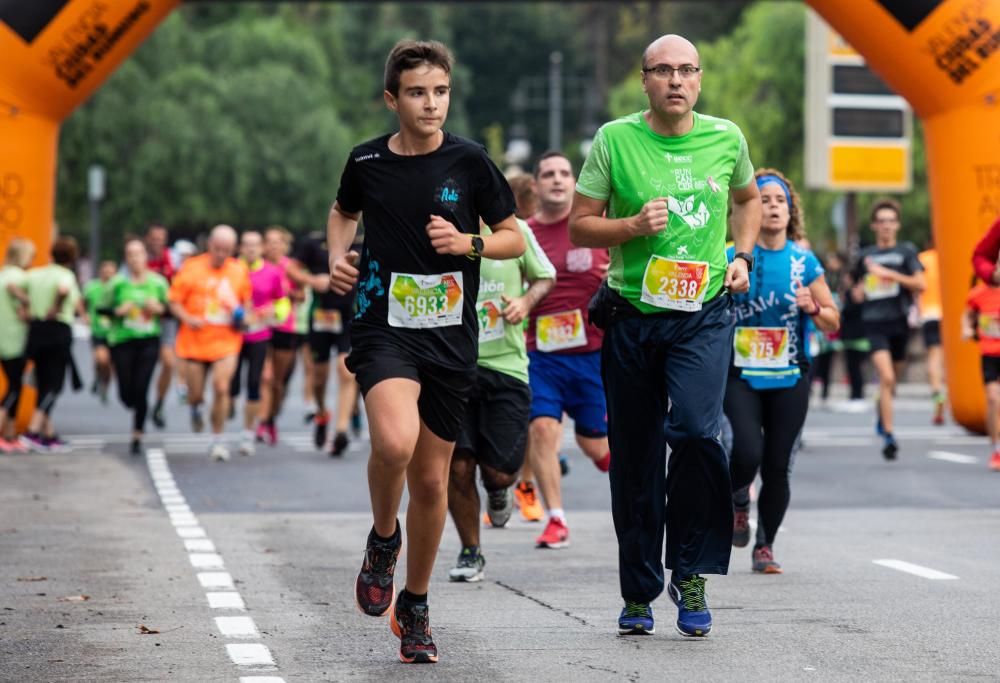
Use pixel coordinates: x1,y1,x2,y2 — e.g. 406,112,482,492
270,330,303,352
455,366,532,475
982,355,1000,384
866,320,910,362
921,320,941,348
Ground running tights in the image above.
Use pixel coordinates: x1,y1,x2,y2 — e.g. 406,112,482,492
29,321,72,416
111,337,160,432
230,340,268,402
724,375,811,546
1,357,26,413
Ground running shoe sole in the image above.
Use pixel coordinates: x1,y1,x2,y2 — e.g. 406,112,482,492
390,608,438,664
448,569,484,583
618,624,654,635
882,442,898,460
752,564,784,574
536,539,570,549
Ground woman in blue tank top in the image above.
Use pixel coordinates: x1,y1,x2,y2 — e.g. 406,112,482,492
724,168,840,573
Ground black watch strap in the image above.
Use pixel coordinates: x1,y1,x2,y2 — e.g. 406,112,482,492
734,251,754,273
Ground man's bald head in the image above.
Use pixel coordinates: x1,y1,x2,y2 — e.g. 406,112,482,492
209,224,238,247
642,34,699,69
207,224,237,266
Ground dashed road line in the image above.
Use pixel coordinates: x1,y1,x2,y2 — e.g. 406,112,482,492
144,448,284,680
927,451,979,465
872,559,959,580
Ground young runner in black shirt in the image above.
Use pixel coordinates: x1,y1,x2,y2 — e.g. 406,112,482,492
327,40,523,664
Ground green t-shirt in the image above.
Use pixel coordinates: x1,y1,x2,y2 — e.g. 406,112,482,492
83,278,115,340
476,220,556,384
576,111,754,314
0,266,28,359
108,272,170,346
294,287,312,335
25,264,80,325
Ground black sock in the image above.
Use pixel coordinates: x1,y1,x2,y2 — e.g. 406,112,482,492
401,589,427,604
370,520,399,543
463,544,480,556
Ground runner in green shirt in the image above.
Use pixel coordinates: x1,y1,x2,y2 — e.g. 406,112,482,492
446,220,555,582
109,238,169,455
570,34,761,639
0,238,35,453
83,260,117,403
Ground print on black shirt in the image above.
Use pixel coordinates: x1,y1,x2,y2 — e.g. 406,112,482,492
335,133,516,369
851,242,923,323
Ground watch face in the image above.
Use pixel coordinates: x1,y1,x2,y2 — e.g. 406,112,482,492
473,236,485,253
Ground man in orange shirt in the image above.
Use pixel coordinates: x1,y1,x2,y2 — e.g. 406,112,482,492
918,246,946,425
169,225,252,461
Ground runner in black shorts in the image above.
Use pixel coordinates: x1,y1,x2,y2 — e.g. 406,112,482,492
294,230,358,455
850,198,925,460
327,39,523,664
447,219,555,582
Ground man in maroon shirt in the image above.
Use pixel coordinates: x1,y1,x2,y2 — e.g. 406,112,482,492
973,215,1000,284
145,223,178,428
524,152,611,549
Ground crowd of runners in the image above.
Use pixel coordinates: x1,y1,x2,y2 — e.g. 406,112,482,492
1,33,998,664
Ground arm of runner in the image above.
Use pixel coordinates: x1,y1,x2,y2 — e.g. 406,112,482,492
6,282,29,307
961,303,976,340
327,201,361,295
799,275,840,333
169,301,203,330
425,213,525,260
501,277,554,325
973,217,1000,284
569,194,672,248
724,182,762,294
864,259,926,292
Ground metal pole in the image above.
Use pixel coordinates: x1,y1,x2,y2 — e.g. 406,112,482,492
548,51,563,152
89,198,100,274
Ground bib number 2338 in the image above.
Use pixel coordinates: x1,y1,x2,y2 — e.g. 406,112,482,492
388,272,464,329
641,256,709,312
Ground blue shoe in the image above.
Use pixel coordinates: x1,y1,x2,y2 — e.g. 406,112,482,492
882,433,898,461
668,575,711,637
618,601,654,635
875,400,885,436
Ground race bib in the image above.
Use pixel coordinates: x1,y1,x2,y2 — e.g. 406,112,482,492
123,307,154,334
733,326,790,368
387,272,464,329
641,256,709,312
203,299,232,325
98,315,112,330
312,308,343,334
979,313,1000,339
864,273,900,301
536,309,587,352
477,299,505,343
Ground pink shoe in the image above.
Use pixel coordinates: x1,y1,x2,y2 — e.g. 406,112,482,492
266,422,278,446
0,439,13,454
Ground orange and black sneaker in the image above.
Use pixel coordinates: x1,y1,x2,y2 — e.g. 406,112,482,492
313,410,330,449
390,595,438,663
514,481,544,522
355,523,401,617
989,449,1000,472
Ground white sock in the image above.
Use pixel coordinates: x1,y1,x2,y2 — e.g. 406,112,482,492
549,508,566,523
211,433,222,446
241,429,253,441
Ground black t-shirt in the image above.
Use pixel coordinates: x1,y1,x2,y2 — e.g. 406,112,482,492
293,231,355,311
335,132,516,369
851,242,923,324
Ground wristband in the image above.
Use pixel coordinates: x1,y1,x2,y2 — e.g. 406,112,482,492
809,303,821,316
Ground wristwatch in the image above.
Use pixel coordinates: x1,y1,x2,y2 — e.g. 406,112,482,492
468,234,485,259
734,251,755,273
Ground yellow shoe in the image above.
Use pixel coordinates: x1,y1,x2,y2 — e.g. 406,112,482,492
515,482,543,522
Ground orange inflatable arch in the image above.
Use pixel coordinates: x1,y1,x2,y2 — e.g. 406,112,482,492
1,0,998,432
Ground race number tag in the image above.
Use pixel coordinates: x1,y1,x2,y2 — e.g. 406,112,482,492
863,274,900,301
123,308,154,334
536,309,587,352
477,299,505,343
641,256,710,312
979,313,1000,340
312,308,343,334
387,272,464,329
203,299,232,325
733,326,790,368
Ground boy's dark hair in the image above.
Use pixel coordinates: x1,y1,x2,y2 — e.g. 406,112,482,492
51,236,78,266
384,40,454,97
870,197,902,223
533,151,571,178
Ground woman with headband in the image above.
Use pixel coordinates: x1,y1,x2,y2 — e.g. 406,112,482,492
724,168,839,573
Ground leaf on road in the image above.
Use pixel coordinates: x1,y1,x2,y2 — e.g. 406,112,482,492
58,595,90,602
138,625,160,635
16,576,47,582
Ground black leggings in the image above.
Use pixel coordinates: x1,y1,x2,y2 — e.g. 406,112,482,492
724,374,811,547
229,340,268,402
28,321,73,416
811,349,866,400
111,337,160,433
1,356,27,413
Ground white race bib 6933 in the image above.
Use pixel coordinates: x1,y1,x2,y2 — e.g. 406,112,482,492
387,272,464,329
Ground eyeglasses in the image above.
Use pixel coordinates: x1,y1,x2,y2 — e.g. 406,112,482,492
641,64,702,79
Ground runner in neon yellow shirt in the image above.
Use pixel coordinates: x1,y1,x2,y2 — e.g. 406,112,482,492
570,34,761,639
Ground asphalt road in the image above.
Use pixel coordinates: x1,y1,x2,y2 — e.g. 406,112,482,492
1,342,997,682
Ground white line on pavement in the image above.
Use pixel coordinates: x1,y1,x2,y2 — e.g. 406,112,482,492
239,678,285,683
927,451,979,465
189,553,225,569
184,539,217,553
198,572,235,589
208,592,247,610
226,644,275,667
872,559,959,580
216,616,260,638
176,526,207,539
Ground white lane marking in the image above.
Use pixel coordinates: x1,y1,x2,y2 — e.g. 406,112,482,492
185,539,217,553
208,592,247,610
240,678,285,683
198,572,235,589
160,495,187,505
157,485,181,495
928,450,979,465
226,644,275,667
190,553,225,569
216,616,259,638
873,559,959,580
172,517,201,528
165,504,192,514
934,437,990,447
170,511,198,522
176,526,207,539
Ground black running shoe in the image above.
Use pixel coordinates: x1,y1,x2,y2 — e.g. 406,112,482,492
330,431,349,457
130,438,143,457
152,402,166,430
391,597,438,663
355,523,401,617
314,411,329,449
882,434,898,461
